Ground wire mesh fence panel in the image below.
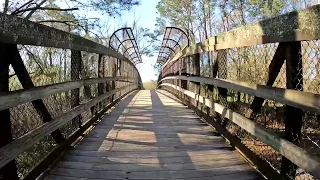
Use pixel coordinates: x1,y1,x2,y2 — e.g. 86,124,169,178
160,37,320,179
3,42,139,179
16,136,56,179
7,46,72,178
212,41,319,179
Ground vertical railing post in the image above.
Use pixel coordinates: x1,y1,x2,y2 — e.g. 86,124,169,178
217,50,228,101
190,54,201,107
181,57,188,100
81,54,94,115
207,52,215,116
210,50,228,126
178,58,182,99
70,50,82,127
105,57,110,101
98,54,105,110
281,41,303,178
0,43,19,180
111,57,116,101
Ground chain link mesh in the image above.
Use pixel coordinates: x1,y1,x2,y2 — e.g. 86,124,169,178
5,44,138,178
162,40,320,180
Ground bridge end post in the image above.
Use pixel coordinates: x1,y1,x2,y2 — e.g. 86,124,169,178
0,43,19,180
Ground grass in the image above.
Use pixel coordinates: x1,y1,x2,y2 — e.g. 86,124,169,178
143,80,157,90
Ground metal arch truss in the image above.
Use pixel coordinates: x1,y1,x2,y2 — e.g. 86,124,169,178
109,27,142,64
156,27,189,64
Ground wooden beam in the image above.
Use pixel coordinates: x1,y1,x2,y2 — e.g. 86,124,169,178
110,57,117,101
245,42,287,119
160,88,285,180
23,89,137,180
98,54,105,110
9,44,65,143
163,5,320,67
0,13,139,73
0,84,137,170
0,43,19,180
70,50,82,127
0,13,142,87
159,83,320,179
216,50,228,100
215,5,320,50
281,41,304,178
0,76,136,112
189,54,201,107
80,54,95,115
210,50,228,126
160,76,320,115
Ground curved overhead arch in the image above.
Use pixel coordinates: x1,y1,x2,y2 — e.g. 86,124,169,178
160,46,176,54
158,51,172,57
117,38,135,51
109,27,142,64
156,27,189,64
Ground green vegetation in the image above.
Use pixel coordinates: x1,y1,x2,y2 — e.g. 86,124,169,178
143,80,157,90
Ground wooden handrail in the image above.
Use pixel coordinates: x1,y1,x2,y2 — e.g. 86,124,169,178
0,13,140,75
160,75,320,114
159,83,320,178
0,76,138,111
164,5,320,68
0,84,137,170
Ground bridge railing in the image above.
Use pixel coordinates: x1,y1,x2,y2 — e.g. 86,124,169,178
158,5,320,180
0,13,141,179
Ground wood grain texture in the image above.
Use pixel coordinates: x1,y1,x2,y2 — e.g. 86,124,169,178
0,76,137,111
0,13,139,75
161,76,320,114
0,84,137,170
160,83,320,178
46,90,257,180
164,5,320,66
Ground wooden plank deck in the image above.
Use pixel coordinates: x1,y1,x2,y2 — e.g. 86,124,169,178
46,90,258,180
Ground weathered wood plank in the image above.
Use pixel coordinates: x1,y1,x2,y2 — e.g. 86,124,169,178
70,50,82,127
73,143,228,152
50,164,254,179
0,84,137,170
0,42,19,179
45,90,256,179
46,171,257,180
0,13,139,75
281,41,304,177
165,5,320,66
67,149,239,158
161,76,320,114
160,84,320,178
58,158,246,171
24,89,138,180
63,153,240,164
0,76,137,111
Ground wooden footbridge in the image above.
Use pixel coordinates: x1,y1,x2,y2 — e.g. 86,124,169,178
1,5,320,180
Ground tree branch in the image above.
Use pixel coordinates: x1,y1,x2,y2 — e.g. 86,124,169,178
11,0,34,15
25,0,47,20
37,20,78,24
14,7,79,16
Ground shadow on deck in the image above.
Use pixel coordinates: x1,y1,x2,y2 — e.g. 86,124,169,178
45,90,259,180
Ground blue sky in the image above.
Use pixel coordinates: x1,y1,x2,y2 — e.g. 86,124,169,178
118,0,160,82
